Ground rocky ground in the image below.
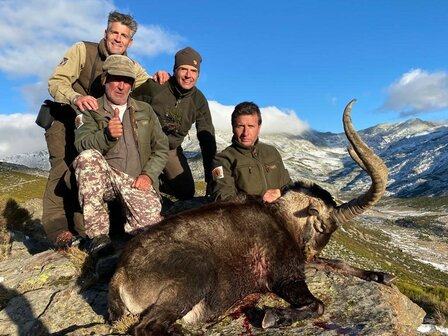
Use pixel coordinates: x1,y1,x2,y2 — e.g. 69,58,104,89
0,196,438,336
0,230,426,336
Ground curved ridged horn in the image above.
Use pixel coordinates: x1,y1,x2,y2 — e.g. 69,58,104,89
332,99,388,223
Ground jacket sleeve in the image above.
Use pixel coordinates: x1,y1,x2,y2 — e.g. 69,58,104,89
211,153,237,201
133,62,151,89
48,42,86,104
131,79,155,103
141,108,169,184
195,92,217,183
276,149,292,189
74,110,118,154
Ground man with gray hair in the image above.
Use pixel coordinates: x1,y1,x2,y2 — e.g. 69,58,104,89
73,54,169,259
42,11,169,249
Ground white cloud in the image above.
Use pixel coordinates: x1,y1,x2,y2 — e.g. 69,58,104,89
130,25,183,57
0,0,182,108
0,114,46,157
0,0,110,77
0,1,306,156
209,101,309,134
383,69,448,116
0,101,310,157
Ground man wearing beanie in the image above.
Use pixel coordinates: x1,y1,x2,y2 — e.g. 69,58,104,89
132,46,216,201
73,55,169,259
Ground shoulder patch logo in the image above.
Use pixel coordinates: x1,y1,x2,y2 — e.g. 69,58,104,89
75,114,84,129
58,57,68,66
212,166,224,179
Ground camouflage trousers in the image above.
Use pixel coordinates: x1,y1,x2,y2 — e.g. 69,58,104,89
73,149,163,238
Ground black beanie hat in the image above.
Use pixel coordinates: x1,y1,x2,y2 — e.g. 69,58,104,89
173,47,202,73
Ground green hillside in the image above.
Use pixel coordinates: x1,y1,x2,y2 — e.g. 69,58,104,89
0,163,46,203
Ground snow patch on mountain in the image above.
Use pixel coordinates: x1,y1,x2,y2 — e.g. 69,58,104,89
1,118,447,197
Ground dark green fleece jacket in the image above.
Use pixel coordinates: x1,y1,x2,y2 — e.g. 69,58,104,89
132,77,216,183
211,138,291,201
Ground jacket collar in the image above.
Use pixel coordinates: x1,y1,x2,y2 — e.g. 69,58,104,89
231,137,260,155
168,77,196,99
98,38,128,60
96,95,140,117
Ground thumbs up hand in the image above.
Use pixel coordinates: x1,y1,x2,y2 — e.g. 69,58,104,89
107,108,123,140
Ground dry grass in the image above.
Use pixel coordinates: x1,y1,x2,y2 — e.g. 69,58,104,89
62,247,99,291
65,246,90,273
435,308,447,327
16,276,47,293
0,200,12,261
398,282,448,327
111,314,140,334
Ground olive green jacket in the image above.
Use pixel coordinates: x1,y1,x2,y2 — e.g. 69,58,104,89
74,96,169,191
132,77,216,183
211,138,291,201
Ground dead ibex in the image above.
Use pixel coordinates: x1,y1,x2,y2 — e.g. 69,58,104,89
109,99,393,335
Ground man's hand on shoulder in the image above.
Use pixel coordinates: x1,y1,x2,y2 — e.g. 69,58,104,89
152,70,170,84
74,95,99,111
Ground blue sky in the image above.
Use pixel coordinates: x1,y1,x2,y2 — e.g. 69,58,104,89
0,0,447,156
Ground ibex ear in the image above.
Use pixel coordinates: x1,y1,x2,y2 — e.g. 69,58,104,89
308,200,320,216
308,200,330,233
304,200,332,237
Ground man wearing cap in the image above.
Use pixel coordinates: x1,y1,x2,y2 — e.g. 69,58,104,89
42,11,169,249
73,55,169,258
132,46,216,200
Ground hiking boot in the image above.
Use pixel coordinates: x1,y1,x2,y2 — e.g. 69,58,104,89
54,231,74,250
86,234,114,260
54,231,83,250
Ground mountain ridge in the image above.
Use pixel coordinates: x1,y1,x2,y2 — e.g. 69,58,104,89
1,118,447,334
1,117,447,198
